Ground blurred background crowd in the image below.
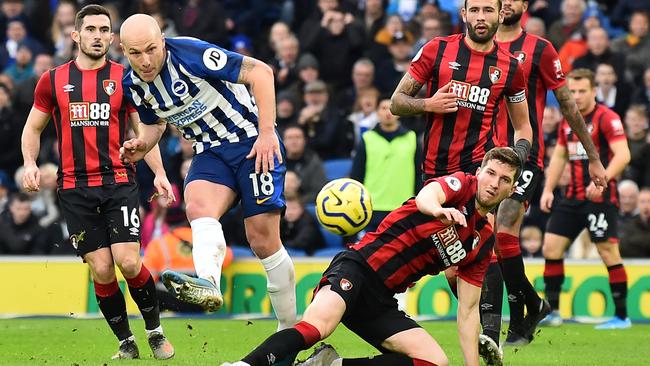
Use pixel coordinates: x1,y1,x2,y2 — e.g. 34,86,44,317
0,0,649,262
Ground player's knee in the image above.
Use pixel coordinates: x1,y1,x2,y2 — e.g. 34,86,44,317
116,256,140,278
90,261,116,283
596,243,621,265
542,241,562,259
185,200,212,221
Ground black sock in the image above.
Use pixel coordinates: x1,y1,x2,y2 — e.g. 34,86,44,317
607,264,628,319
480,261,503,345
128,275,161,330
543,259,564,311
242,328,308,366
95,283,132,341
343,354,436,365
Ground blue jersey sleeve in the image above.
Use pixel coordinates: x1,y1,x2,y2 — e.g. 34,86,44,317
166,37,243,83
122,82,160,124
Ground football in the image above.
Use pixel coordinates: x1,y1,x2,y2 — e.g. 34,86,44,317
315,178,373,236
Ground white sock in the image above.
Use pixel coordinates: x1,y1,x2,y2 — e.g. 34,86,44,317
190,217,227,290
260,246,297,330
145,325,163,337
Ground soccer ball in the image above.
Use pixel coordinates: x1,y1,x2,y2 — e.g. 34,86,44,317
315,178,372,236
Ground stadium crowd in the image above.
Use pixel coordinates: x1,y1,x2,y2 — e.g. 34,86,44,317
0,0,649,259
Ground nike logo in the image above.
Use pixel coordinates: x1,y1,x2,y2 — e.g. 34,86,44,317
256,197,271,205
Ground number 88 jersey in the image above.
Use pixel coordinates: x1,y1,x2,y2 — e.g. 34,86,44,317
33,60,137,190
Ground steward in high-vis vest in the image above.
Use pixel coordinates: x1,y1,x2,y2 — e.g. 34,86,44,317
351,98,422,232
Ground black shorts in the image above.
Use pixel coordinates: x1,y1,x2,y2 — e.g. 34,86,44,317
314,250,419,352
58,183,141,256
510,163,542,203
545,199,618,243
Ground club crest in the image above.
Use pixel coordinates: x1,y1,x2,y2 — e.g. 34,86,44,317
103,80,117,96
489,66,502,83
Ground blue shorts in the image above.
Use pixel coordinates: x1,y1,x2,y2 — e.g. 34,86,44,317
185,137,286,218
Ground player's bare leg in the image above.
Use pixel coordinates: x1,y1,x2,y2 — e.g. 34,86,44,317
163,181,236,311
112,243,174,359
594,242,631,329
85,248,138,359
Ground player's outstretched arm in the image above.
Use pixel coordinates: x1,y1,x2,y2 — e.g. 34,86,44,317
554,85,607,187
415,181,467,227
238,56,282,174
540,144,568,213
390,75,458,116
457,277,481,366
21,107,51,192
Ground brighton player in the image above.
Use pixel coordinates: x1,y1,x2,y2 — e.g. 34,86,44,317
118,14,297,333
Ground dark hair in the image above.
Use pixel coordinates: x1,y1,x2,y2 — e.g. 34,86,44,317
481,147,521,180
10,192,31,204
75,4,111,31
567,68,596,88
464,0,502,11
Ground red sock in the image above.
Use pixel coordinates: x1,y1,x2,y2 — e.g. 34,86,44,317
125,264,151,288
294,321,321,348
94,280,119,297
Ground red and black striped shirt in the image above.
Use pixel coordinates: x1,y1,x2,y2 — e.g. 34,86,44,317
409,34,526,177
351,172,495,292
33,60,136,190
557,104,625,205
496,31,566,169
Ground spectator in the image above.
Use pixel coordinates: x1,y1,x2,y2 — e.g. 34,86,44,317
48,0,76,59
141,184,183,251
298,80,354,160
280,193,324,256
595,63,631,117
173,0,228,47
12,52,52,120
350,98,421,232
259,21,291,64
30,162,59,228
611,11,650,82
53,23,75,65
347,87,380,143
413,17,444,55
619,187,650,257
151,12,178,38
0,192,47,254
622,105,649,183
4,42,33,84
0,169,10,213
618,179,640,231
375,32,412,96
632,67,650,109
302,8,364,91
0,82,21,180
276,90,298,131
230,34,252,56
284,170,302,198
283,125,328,204
359,0,385,45
374,14,415,47
336,57,375,114
270,34,299,92
557,13,603,74
547,0,586,49
286,53,320,105
524,16,546,38
521,226,543,257
611,0,650,28
1,18,44,69
573,27,627,80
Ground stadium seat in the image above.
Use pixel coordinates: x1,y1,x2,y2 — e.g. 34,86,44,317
323,159,352,181
305,203,344,249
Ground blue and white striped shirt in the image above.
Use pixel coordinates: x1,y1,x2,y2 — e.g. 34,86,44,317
123,37,259,154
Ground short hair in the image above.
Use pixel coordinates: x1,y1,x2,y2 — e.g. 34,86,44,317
618,179,640,195
353,58,375,72
75,4,111,31
464,0,502,10
567,68,596,88
10,192,31,205
627,104,648,119
481,147,521,180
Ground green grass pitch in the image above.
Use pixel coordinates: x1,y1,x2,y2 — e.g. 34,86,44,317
0,318,648,365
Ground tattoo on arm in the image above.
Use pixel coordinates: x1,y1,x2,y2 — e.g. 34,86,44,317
237,57,256,84
390,73,426,116
554,85,599,160
496,198,524,228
